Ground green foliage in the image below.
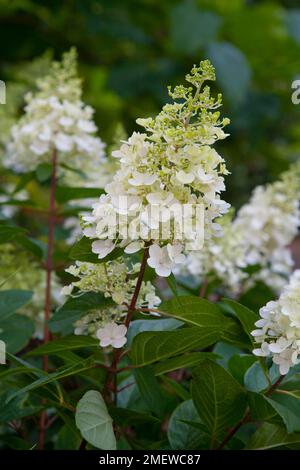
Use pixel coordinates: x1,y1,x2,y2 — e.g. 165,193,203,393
191,361,247,448
75,390,116,450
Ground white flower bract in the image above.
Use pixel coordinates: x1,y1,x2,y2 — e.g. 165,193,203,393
252,270,300,375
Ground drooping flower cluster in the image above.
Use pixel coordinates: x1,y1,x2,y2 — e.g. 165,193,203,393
62,257,161,346
252,270,300,375
179,162,300,294
0,244,63,337
4,49,105,174
82,61,230,277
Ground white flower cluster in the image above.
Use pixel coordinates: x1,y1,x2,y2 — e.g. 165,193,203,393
180,162,300,294
4,49,105,174
252,270,300,375
62,257,160,346
82,61,230,277
0,244,63,337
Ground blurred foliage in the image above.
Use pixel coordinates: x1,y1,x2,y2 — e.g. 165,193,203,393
1,0,300,206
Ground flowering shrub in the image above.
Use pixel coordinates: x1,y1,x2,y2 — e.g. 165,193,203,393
0,50,300,454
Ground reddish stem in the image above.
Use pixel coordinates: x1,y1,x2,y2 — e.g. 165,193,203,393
103,245,150,401
38,149,57,450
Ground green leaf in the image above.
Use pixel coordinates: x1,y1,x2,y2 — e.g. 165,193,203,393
228,354,256,385
221,299,258,345
69,237,123,264
154,352,219,376
207,41,251,105
27,335,99,357
75,390,116,450
8,358,94,401
168,400,207,450
160,295,223,327
265,392,300,433
0,225,27,244
246,423,300,450
127,318,182,346
134,366,165,418
130,327,221,367
191,360,247,448
49,292,112,335
0,314,34,353
109,406,159,426
15,236,43,259
170,0,221,55
55,186,104,203
220,316,252,349
248,392,277,421
35,163,52,182
0,290,32,320
0,393,41,422
244,361,269,392
55,424,81,450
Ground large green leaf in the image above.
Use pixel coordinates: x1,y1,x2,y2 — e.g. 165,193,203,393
130,327,221,367
154,352,219,376
265,392,300,433
0,225,27,244
0,290,32,320
160,295,223,326
248,392,277,421
127,318,182,346
8,358,95,402
168,399,208,450
246,423,300,450
0,392,41,422
27,335,98,357
244,361,269,392
221,299,258,345
228,354,256,385
0,314,34,353
75,390,116,450
191,360,247,448
108,406,159,426
134,366,165,418
220,316,252,349
55,186,104,203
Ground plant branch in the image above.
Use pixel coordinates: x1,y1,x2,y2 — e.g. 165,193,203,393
38,148,57,450
102,244,150,402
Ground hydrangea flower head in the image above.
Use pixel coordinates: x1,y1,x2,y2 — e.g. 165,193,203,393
179,162,300,295
63,257,161,341
252,270,300,375
82,60,230,276
5,48,105,174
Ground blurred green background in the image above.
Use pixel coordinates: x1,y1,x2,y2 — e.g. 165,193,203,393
1,0,300,206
